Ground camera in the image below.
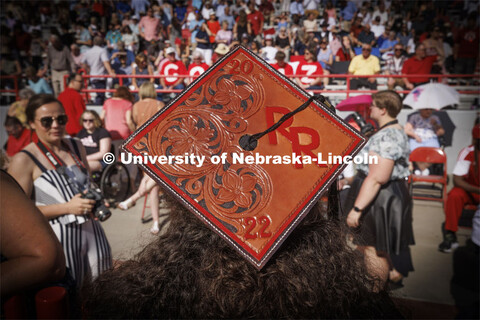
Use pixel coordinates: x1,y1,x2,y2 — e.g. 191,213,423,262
351,112,375,137
82,187,112,222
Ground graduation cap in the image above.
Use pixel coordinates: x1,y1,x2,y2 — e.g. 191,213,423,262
123,46,365,269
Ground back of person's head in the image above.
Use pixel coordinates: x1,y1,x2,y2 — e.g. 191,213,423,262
82,196,398,318
93,36,104,46
372,90,402,118
275,50,286,61
139,82,157,100
26,94,63,124
113,86,134,103
18,88,35,101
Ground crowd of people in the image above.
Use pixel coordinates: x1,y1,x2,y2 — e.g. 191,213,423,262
0,0,479,104
1,0,480,318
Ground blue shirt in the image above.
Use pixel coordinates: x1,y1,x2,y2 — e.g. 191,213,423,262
380,39,398,51
342,2,357,21
28,78,52,94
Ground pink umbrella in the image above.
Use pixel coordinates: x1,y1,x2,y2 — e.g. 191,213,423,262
336,95,372,119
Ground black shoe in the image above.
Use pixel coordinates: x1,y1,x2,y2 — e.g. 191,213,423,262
438,231,459,253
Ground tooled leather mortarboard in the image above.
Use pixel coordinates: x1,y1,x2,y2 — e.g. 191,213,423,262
123,46,365,269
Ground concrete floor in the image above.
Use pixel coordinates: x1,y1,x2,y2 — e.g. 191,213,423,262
100,195,472,317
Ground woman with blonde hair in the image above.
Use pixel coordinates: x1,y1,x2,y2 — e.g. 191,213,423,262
119,82,165,235
100,86,135,140
77,110,112,172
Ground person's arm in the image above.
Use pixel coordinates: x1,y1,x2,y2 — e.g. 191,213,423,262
327,52,334,66
100,109,106,122
148,64,154,83
430,117,444,136
7,151,95,219
346,153,394,227
125,109,135,133
86,137,112,161
453,175,480,195
103,60,116,76
131,64,138,89
41,79,53,94
0,171,66,298
404,122,421,142
66,47,76,72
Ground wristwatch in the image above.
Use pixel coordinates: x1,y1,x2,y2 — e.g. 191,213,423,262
353,206,363,213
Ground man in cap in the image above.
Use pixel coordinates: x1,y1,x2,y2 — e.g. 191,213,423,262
159,47,187,96
439,123,480,253
187,51,209,85
318,21,333,43
211,43,229,64
259,34,277,63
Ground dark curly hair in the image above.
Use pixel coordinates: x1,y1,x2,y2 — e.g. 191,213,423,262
82,195,401,318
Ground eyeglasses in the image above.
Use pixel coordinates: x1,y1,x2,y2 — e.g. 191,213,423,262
83,119,94,123
394,48,402,51
362,48,371,52
37,115,68,128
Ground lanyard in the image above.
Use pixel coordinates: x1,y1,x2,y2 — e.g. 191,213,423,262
378,119,398,131
36,140,85,171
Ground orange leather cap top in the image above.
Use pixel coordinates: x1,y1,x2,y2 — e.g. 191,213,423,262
124,46,365,269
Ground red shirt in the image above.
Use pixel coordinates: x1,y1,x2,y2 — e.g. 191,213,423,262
57,87,86,136
6,128,35,157
247,10,264,36
453,145,480,187
270,62,294,76
401,55,437,84
295,61,324,86
207,20,221,44
336,49,352,62
188,62,209,80
159,59,188,86
456,27,480,59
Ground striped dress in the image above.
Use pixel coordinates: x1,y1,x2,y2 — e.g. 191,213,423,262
21,149,112,288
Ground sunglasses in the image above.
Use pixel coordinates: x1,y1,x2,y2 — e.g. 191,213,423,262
37,115,68,128
362,48,371,51
394,48,402,51
83,119,94,123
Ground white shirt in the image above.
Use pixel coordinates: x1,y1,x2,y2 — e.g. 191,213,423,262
260,46,278,63
371,24,385,38
81,45,109,80
303,0,320,11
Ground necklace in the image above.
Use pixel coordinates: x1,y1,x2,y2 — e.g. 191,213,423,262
379,119,398,131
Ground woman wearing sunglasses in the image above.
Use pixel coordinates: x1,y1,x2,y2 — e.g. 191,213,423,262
8,94,112,288
77,110,112,172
